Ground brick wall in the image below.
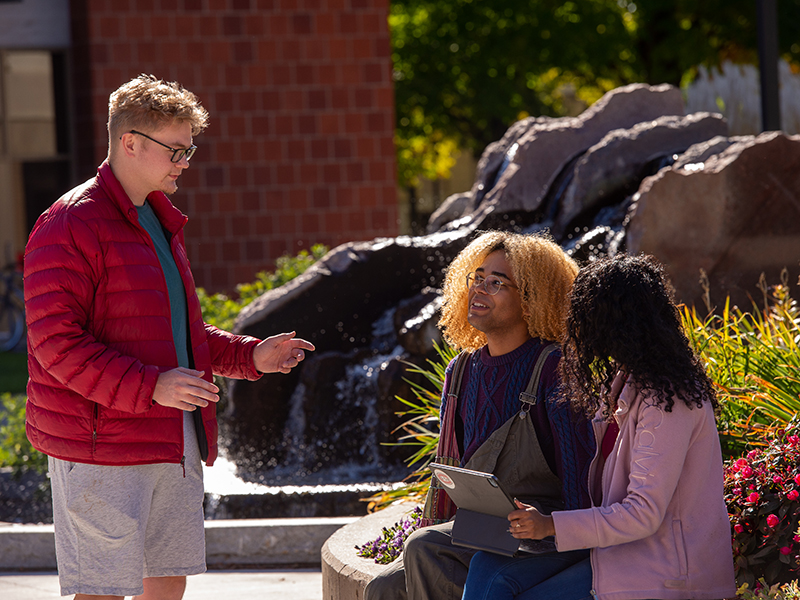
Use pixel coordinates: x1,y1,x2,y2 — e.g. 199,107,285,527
69,0,397,291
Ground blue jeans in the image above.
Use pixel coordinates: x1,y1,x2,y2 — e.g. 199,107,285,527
462,551,592,600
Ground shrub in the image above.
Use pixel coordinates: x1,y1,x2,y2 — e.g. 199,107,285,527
737,578,800,600
682,276,800,457
0,393,47,475
726,419,800,588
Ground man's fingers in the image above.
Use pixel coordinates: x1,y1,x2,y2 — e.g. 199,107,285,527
153,368,219,411
293,339,315,352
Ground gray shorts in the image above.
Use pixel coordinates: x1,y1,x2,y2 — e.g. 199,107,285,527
49,413,206,596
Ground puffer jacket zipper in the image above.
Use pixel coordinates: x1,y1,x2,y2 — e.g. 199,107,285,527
91,403,99,455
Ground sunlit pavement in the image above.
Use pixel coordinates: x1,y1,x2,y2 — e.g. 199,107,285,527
0,568,322,599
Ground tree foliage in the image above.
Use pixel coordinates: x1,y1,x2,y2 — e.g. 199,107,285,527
390,0,800,181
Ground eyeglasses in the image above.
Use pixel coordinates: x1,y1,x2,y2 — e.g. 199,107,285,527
128,130,197,163
466,272,518,295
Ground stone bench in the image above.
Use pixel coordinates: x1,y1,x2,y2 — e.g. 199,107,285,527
321,502,417,600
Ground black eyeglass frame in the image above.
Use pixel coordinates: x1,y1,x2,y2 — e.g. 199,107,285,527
127,130,197,163
465,272,518,295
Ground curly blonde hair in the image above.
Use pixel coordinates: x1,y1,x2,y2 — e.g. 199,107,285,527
439,231,578,351
107,74,209,143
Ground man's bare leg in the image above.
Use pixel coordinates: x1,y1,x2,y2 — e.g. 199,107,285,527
135,576,187,600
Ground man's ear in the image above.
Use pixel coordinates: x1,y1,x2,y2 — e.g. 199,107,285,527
118,132,138,158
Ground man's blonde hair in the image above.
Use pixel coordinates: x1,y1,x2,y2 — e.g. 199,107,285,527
439,231,578,351
107,74,209,142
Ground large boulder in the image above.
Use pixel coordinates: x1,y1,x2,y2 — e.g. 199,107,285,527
427,117,552,232
468,83,685,226
554,112,728,236
429,83,684,232
626,131,800,310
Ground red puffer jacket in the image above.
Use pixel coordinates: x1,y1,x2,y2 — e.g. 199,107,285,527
24,161,262,466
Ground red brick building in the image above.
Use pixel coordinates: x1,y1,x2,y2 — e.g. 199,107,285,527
0,0,398,291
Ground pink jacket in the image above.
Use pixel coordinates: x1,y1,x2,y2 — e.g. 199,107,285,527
552,373,736,600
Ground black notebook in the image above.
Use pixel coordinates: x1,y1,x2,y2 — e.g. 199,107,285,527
430,463,558,557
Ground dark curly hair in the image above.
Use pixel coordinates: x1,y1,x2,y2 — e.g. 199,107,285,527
560,254,717,419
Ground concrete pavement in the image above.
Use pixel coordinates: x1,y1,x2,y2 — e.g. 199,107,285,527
0,516,354,599
0,517,358,570
0,568,322,599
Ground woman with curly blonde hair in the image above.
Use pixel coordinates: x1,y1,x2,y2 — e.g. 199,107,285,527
439,231,579,350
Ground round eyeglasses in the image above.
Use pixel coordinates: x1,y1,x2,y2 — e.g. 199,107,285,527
466,272,518,295
128,130,197,163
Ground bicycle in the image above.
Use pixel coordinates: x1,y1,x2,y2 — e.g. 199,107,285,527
0,257,25,352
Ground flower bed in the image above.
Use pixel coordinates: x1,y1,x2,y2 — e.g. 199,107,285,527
726,421,800,589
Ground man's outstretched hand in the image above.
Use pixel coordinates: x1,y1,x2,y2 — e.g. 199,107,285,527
253,331,315,374
153,367,219,411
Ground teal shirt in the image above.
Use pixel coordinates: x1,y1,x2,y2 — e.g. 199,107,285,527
137,201,190,369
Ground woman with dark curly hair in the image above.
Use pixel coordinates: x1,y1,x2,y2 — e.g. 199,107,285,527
462,254,736,600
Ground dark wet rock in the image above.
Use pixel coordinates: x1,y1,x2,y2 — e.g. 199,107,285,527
226,230,474,484
564,226,621,264
428,117,553,232
394,289,443,357
627,131,800,310
670,135,746,169
427,192,473,233
554,113,728,236
0,468,52,524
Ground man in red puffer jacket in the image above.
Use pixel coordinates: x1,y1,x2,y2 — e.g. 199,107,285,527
24,74,315,600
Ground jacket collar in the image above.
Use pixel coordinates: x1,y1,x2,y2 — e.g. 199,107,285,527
96,160,189,235
609,371,634,418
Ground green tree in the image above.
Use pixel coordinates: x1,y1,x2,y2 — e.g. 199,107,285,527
626,0,800,87
391,0,636,153
390,0,800,181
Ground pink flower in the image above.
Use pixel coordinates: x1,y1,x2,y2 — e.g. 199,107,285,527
788,490,799,501
774,475,784,484
733,487,742,495
788,435,800,447
780,546,792,555
767,514,779,528
734,524,745,533
749,484,756,490
794,535,800,543
747,492,760,503
747,450,760,459
795,474,800,486
741,466,754,478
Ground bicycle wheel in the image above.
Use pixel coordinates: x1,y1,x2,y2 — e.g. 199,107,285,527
0,294,25,352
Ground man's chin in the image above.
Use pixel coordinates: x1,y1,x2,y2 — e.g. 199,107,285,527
467,315,487,332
